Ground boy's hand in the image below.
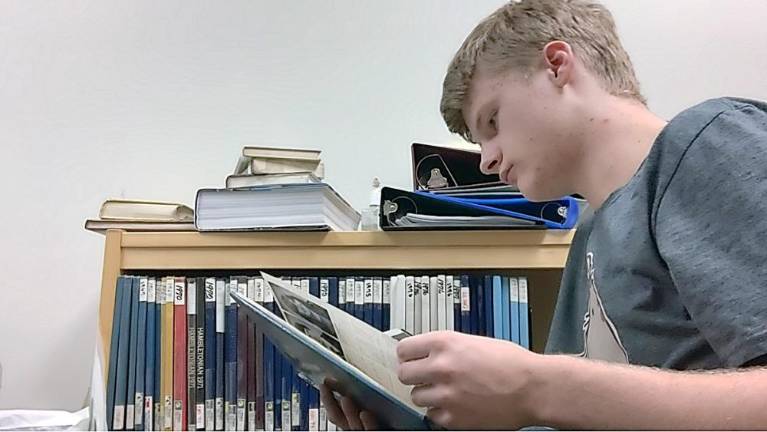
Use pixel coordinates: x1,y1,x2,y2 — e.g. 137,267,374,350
397,331,543,430
320,381,379,430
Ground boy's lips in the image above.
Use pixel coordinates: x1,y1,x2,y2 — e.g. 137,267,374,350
500,165,517,185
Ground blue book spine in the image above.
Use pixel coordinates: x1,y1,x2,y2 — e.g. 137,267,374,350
291,363,301,431
382,278,391,331
501,276,511,341
114,276,134,431
107,276,126,430
309,277,319,299
134,278,148,431
491,275,502,339
204,278,217,430
224,281,238,431
373,277,383,330
519,277,530,349
153,280,161,431
263,283,275,432
327,278,338,308
363,278,373,325
273,345,282,432
511,277,521,346
346,278,356,317
143,278,157,431
459,276,470,334
475,276,484,336
215,278,226,431
482,275,493,339
299,378,309,432
125,276,140,430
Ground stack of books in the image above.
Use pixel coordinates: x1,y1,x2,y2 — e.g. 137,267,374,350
195,146,360,232
227,146,325,189
85,200,196,233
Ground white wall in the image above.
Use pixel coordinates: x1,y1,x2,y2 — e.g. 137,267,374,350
1,0,765,411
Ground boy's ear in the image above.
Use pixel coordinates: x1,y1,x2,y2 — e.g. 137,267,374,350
543,41,574,88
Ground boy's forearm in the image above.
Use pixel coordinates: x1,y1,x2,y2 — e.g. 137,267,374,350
531,354,767,430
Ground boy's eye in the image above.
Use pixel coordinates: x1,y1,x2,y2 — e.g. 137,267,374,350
489,112,498,130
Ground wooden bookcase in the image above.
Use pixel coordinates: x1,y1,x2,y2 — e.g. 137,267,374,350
97,229,574,382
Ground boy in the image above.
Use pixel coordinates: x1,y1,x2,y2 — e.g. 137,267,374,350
322,0,767,429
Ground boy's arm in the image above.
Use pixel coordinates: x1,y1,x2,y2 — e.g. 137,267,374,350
535,354,767,430
396,331,767,430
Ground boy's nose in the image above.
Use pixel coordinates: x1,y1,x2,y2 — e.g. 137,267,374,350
479,146,502,175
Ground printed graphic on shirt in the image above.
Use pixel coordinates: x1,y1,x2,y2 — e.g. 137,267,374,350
581,252,629,363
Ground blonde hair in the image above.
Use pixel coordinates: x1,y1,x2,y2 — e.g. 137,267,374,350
441,0,645,143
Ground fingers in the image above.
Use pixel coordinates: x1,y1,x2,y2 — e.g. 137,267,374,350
397,357,439,386
410,383,444,408
340,396,364,431
320,384,349,430
396,333,436,362
426,406,453,429
359,410,379,430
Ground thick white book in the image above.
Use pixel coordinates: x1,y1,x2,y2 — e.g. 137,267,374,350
420,276,430,334
411,276,421,335
404,276,415,335
445,276,455,331
429,277,439,332
390,275,406,332
437,275,447,331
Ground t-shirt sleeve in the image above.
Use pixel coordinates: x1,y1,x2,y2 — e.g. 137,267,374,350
655,101,767,367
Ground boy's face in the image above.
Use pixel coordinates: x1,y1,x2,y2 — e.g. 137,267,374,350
462,65,582,201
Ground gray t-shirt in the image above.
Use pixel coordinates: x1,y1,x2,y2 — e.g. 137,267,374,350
545,97,767,369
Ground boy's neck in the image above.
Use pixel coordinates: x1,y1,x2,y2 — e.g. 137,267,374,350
573,96,668,209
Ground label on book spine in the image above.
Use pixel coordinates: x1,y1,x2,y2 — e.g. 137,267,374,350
196,404,205,430
174,280,185,305
291,392,300,426
126,404,135,430
173,400,183,431
113,406,125,430
519,277,528,302
319,400,327,431
281,400,291,430
511,278,520,302
225,402,235,431
461,286,471,312
135,393,144,425
205,400,215,431
453,277,461,304
139,278,148,302
255,278,264,302
148,278,156,303
237,399,246,431
265,402,274,432
215,397,224,430
309,408,319,431
145,396,153,431
320,278,329,302
164,396,173,429
248,401,256,431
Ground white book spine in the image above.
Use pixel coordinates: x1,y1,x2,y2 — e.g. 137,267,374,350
383,277,393,331
216,279,226,333
255,277,264,303
445,275,454,331
364,278,374,322
309,407,319,431
292,278,301,292
320,278,330,303
187,278,196,314
338,280,346,308
248,277,256,301
429,276,438,332
421,276,431,333
346,278,356,313
408,276,419,334
301,278,310,295
373,277,383,327
355,279,364,311
437,275,447,331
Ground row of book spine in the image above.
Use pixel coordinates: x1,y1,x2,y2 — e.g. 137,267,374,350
105,273,531,431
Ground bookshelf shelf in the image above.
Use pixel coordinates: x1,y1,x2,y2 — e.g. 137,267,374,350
97,228,574,383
